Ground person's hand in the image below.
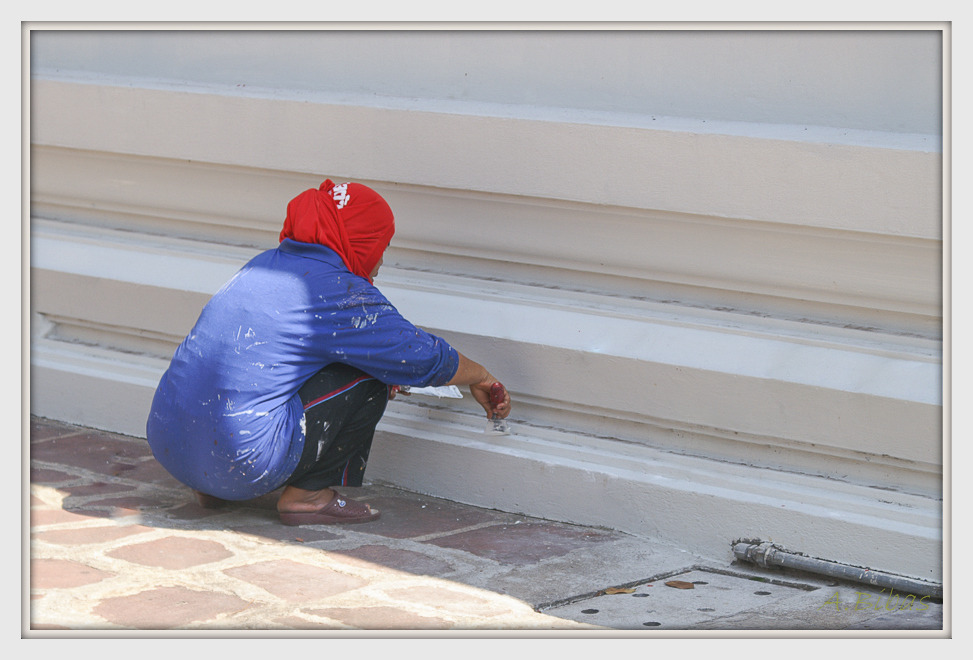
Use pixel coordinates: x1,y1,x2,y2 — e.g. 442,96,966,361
446,352,511,419
470,378,511,420
388,385,412,401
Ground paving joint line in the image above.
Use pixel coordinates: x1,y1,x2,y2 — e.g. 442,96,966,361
403,519,519,543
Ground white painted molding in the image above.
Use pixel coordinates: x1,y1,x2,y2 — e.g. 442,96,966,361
31,145,942,340
30,78,942,238
30,219,942,490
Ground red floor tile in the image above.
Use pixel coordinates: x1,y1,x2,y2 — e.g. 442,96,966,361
106,535,235,569
223,559,367,603
351,490,508,539
430,521,621,566
30,558,114,590
33,525,153,546
93,586,252,629
331,544,454,577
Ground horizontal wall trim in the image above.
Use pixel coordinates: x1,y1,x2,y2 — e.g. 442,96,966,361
30,77,942,239
30,221,943,473
31,147,943,339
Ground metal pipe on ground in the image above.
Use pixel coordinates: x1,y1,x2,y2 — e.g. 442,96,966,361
732,541,942,599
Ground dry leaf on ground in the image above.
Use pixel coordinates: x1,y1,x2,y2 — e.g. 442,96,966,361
665,580,695,589
602,587,636,595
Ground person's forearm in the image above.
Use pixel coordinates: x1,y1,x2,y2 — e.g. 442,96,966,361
446,352,494,387
444,351,510,419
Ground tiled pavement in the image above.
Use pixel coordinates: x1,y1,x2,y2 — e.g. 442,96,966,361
26,416,947,635
26,416,634,633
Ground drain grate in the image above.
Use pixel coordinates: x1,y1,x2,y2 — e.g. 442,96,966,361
540,567,819,630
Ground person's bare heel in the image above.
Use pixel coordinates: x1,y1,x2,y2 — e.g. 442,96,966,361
193,490,230,509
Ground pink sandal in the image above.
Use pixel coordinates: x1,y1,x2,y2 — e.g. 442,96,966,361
279,490,380,526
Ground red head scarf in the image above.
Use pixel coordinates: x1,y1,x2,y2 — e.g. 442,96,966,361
279,180,395,282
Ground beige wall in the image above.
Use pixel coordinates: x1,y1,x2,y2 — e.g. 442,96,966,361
30,29,941,133
29,26,945,581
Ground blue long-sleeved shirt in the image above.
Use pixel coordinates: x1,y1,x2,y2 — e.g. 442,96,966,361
145,239,459,499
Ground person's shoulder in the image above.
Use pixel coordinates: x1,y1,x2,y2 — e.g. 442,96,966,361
327,276,397,315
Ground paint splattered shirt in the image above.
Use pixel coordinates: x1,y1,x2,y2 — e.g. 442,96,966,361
146,239,459,499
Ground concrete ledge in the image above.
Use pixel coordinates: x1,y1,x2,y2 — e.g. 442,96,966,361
369,405,942,583
30,338,162,438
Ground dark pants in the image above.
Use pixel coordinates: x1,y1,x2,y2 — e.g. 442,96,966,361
286,363,389,491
